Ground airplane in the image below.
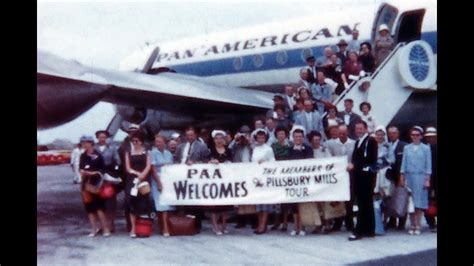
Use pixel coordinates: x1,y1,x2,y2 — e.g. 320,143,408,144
37,0,437,141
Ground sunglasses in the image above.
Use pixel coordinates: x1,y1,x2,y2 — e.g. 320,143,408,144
131,139,140,143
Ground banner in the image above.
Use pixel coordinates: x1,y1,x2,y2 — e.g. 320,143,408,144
160,156,349,205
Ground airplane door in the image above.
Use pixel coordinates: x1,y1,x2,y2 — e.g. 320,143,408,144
371,3,399,42
393,9,426,43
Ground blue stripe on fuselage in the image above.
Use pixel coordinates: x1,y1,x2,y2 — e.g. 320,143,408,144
167,31,436,77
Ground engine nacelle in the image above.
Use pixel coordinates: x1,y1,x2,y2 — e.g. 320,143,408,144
37,74,106,129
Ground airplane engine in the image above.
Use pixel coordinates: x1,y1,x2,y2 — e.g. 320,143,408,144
37,74,107,129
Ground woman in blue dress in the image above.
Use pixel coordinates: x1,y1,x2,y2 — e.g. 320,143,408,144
150,134,176,237
400,126,432,235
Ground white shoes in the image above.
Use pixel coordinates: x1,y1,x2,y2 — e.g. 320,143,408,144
290,230,297,236
299,231,306,236
130,232,137,238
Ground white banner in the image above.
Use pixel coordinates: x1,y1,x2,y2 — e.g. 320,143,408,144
160,156,349,205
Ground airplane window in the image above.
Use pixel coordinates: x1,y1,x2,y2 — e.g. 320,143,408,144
233,57,243,71
276,50,288,65
301,48,313,62
253,54,264,68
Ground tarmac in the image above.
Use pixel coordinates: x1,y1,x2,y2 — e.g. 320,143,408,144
37,165,437,265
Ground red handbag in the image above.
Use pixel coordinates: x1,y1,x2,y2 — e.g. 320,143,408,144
135,218,153,237
426,200,437,217
99,182,116,199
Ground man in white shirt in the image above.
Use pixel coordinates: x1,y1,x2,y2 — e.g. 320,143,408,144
284,85,296,111
70,143,83,184
348,30,361,52
265,117,277,145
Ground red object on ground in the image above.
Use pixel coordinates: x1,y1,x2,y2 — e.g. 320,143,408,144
426,200,437,217
135,218,153,237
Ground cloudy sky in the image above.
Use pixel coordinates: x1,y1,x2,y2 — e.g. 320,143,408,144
37,0,374,144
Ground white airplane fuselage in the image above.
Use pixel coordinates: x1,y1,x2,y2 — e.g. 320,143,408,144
116,0,437,139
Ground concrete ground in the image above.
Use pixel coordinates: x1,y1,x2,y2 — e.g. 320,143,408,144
37,165,437,265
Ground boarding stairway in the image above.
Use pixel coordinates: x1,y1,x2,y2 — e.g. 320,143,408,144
331,40,437,128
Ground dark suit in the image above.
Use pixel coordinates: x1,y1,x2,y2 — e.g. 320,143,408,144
352,135,378,237
337,51,349,66
337,111,362,140
387,140,408,229
176,140,210,164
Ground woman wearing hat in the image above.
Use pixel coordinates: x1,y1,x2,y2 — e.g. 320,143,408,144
150,134,175,237
400,126,432,235
124,130,152,238
372,126,395,235
78,135,111,237
95,130,121,233
251,128,276,234
374,24,394,66
208,130,234,235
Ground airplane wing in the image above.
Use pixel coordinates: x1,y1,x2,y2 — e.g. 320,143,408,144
37,50,275,129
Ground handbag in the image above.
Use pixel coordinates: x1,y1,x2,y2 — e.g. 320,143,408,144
135,217,153,238
407,194,415,214
167,213,199,236
84,173,103,194
426,200,437,217
387,186,409,217
99,182,116,199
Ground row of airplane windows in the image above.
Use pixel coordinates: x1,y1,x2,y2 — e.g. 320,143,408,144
232,48,315,71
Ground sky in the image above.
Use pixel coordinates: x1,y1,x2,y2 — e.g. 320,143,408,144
37,0,374,144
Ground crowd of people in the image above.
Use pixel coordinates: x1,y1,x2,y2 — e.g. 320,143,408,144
70,24,437,241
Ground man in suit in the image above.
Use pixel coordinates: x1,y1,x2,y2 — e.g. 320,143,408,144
336,39,349,67
326,124,356,232
386,126,408,230
267,95,291,119
294,99,325,141
311,71,338,115
348,120,378,241
176,126,210,164
337,98,362,140
283,85,296,112
305,56,317,84
175,126,210,230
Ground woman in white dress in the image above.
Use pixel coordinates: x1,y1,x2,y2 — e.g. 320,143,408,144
251,128,276,234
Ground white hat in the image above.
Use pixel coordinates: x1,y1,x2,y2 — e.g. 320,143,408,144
424,127,437,136
128,123,140,131
171,132,180,140
378,24,390,32
374,125,387,135
211,130,227,138
289,125,306,142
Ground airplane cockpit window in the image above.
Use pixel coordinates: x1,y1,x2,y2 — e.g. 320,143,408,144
276,50,288,66
253,54,264,68
233,57,243,71
301,48,313,62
